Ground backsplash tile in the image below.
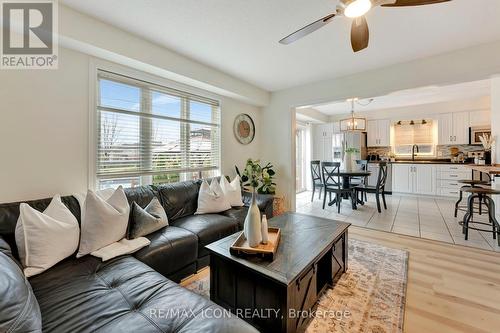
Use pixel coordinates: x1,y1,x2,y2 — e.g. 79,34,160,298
436,145,484,158
367,147,391,157
367,145,485,159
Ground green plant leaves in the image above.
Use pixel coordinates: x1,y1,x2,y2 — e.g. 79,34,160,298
235,159,276,195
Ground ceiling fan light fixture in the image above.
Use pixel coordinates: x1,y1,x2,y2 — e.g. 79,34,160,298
344,0,372,18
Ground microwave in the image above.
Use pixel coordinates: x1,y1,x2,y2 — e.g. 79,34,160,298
469,127,491,145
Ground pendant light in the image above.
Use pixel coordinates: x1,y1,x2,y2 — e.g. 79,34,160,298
340,98,367,132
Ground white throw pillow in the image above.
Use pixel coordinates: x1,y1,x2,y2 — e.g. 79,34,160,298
76,186,130,258
195,179,232,214
91,237,151,261
15,195,80,277
220,176,244,207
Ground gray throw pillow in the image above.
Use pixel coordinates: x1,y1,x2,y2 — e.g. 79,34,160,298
128,197,169,239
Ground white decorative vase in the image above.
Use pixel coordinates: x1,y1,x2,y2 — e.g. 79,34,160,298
344,154,353,171
244,188,262,248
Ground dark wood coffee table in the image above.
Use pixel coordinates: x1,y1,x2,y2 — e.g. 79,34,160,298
205,212,350,333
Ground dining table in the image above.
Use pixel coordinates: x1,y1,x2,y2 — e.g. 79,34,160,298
327,170,371,210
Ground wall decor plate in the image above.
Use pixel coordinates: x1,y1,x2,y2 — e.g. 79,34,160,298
234,113,255,145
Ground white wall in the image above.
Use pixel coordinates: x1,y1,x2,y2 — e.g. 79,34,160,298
58,4,269,107
491,77,500,164
262,40,500,210
0,47,262,203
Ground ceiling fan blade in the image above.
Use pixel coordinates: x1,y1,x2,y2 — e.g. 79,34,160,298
279,13,336,45
351,16,369,52
381,0,451,7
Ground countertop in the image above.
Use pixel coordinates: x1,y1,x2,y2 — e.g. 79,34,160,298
368,160,473,165
464,164,500,175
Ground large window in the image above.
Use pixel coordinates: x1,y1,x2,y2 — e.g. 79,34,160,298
393,120,435,156
96,71,220,189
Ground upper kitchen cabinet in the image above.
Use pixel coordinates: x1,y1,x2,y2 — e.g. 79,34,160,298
438,112,470,145
367,119,390,147
332,121,341,134
313,123,334,161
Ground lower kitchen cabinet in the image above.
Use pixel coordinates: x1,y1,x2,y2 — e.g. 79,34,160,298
392,164,412,193
392,164,435,195
436,165,472,197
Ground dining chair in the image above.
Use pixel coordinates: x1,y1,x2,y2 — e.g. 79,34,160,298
310,160,322,202
354,162,388,213
352,160,368,202
321,162,356,213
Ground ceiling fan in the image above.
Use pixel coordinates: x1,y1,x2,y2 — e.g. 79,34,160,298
279,0,452,52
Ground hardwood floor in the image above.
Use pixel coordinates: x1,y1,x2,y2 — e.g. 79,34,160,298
349,226,500,333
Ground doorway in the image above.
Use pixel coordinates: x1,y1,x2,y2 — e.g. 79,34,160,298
295,123,310,194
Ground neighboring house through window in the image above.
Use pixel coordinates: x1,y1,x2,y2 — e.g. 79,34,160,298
95,70,220,189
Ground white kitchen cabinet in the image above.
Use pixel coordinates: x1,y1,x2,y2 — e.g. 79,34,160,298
367,120,378,147
392,163,435,195
367,119,390,147
436,165,471,197
332,121,341,134
414,164,435,195
438,112,470,145
453,112,470,144
392,164,412,193
438,113,453,145
377,119,391,146
313,123,334,161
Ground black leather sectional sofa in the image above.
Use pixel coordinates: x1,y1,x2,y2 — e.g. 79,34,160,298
0,179,274,333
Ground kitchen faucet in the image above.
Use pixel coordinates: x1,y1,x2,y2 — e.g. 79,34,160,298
412,145,419,161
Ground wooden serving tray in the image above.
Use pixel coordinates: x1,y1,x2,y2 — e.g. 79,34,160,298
229,227,281,261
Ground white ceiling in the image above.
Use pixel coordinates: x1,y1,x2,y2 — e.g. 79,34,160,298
61,0,500,92
312,79,491,115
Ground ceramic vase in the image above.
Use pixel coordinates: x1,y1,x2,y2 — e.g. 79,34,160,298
485,151,492,165
244,188,262,247
261,215,269,245
344,153,353,171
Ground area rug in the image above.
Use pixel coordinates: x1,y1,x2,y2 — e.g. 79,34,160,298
182,239,408,333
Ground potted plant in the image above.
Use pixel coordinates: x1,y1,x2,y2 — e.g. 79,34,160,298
237,159,267,247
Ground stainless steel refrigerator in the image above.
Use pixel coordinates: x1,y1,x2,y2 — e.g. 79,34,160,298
332,131,367,166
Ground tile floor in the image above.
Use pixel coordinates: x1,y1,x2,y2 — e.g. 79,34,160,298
296,191,500,252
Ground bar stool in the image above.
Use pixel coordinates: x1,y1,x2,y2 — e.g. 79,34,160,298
461,187,500,246
454,179,490,217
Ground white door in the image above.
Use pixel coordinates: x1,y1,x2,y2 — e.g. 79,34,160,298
414,164,435,195
453,111,470,144
392,164,413,193
377,119,391,147
438,113,453,145
367,120,378,147
296,128,307,193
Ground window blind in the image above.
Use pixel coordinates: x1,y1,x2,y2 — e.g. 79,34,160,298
96,70,220,188
393,120,434,156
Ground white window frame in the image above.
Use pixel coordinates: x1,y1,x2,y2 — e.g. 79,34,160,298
88,59,222,190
